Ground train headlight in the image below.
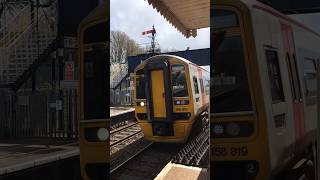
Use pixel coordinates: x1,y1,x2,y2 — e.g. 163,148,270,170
213,124,224,135
174,100,189,105
140,102,145,107
226,123,241,136
97,128,109,141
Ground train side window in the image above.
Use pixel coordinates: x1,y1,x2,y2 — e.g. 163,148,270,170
265,50,285,103
193,76,199,94
303,58,317,99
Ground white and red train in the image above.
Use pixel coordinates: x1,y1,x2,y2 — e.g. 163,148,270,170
134,55,209,142
212,0,320,179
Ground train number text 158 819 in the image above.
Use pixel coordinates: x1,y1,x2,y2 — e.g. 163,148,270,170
212,146,248,157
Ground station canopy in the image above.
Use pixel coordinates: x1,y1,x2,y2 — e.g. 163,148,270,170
146,0,209,38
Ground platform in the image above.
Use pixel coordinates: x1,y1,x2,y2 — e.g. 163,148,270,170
110,107,135,117
0,138,79,176
155,162,209,180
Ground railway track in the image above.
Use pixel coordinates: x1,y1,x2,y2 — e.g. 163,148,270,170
110,121,151,174
111,142,184,180
110,116,210,179
110,122,142,146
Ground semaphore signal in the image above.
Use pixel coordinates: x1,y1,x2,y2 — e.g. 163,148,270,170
142,25,157,53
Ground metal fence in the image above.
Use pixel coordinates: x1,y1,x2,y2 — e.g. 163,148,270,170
110,74,133,106
0,88,78,139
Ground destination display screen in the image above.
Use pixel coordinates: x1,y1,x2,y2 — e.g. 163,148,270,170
211,9,239,29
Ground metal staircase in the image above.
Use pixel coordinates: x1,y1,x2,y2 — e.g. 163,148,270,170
110,64,128,89
0,4,31,47
0,0,57,88
0,1,29,29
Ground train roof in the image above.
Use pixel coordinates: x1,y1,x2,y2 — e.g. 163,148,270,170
139,54,209,73
240,0,320,37
128,49,209,73
78,1,108,30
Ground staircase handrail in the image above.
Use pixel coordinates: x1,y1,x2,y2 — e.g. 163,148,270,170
0,0,56,48
0,3,30,45
7,10,49,49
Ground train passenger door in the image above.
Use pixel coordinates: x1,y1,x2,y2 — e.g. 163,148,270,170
144,60,174,136
151,70,166,117
193,75,201,110
281,23,305,139
144,60,173,121
198,69,206,107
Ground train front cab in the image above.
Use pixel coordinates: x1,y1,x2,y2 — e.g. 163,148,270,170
135,56,197,143
78,2,108,180
212,1,271,179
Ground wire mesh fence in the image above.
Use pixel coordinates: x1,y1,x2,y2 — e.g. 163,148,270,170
0,88,78,139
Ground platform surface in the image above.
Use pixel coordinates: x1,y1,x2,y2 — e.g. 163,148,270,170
110,107,134,117
155,162,209,180
0,138,79,175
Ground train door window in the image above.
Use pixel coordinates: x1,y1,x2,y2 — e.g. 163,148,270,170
265,50,284,103
171,65,188,97
286,53,302,100
136,69,146,99
200,78,205,93
293,54,302,100
193,76,199,94
286,53,296,100
205,80,210,95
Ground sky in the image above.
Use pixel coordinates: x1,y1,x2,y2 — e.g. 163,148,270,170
110,0,320,52
110,0,210,52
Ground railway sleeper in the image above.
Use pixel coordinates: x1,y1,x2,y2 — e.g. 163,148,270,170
172,127,209,167
276,143,316,180
279,159,314,180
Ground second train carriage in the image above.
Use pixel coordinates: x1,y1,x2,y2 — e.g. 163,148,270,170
212,0,320,179
134,55,209,143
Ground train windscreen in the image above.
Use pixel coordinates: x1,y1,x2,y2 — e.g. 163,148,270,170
171,65,188,97
83,22,108,120
136,69,146,99
211,35,252,113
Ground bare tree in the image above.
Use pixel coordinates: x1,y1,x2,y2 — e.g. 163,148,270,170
110,31,144,64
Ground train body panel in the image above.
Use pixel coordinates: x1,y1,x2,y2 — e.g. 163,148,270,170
249,0,320,172
212,0,320,179
134,55,209,143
